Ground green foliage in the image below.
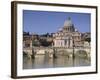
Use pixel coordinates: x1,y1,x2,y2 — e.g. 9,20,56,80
84,37,91,42
32,39,52,47
39,39,52,47
32,40,40,47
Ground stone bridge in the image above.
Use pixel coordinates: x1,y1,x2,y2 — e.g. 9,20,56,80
23,47,91,59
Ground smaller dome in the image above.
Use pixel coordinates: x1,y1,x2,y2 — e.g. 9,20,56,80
58,28,62,32
75,28,78,32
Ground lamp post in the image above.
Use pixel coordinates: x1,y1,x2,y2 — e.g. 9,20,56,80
72,36,75,66
31,40,35,59
53,47,57,58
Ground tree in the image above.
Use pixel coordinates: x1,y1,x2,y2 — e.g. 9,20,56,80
84,37,91,46
39,39,52,47
32,40,40,47
84,37,91,43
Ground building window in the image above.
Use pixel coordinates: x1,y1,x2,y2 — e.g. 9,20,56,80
25,44,30,47
65,39,67,45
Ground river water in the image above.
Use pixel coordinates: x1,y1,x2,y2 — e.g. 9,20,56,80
23,53,91,69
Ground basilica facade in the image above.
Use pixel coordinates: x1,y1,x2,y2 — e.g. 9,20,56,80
53,17,83,48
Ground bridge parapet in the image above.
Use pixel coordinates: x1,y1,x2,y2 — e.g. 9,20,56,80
23,46,91,58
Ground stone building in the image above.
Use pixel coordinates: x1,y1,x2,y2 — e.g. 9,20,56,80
53,17,82,48
23,32,32,48
23,17,90,48
81,32,91,47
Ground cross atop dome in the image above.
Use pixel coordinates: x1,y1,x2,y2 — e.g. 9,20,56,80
68,17,71,20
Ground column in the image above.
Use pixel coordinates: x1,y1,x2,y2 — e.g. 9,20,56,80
55,40,57,47
66,40,68,48
70,39,73,48
62,40,64,47
30,41,32,48
68,38,70,48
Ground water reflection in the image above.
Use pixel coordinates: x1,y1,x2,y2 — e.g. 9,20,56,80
23,53,91,69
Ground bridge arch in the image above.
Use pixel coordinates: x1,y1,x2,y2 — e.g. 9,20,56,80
75,50,88,58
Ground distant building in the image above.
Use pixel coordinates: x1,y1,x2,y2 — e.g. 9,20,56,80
81,32,91,47
81,32,91,40
23,32,32,48
53,17,82,48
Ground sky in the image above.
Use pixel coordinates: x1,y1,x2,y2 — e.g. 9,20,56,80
23,10,91,35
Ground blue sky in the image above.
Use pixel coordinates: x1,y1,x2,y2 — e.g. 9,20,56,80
23,10,91,34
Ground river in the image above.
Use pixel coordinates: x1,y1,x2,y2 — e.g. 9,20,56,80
23,53,91,69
